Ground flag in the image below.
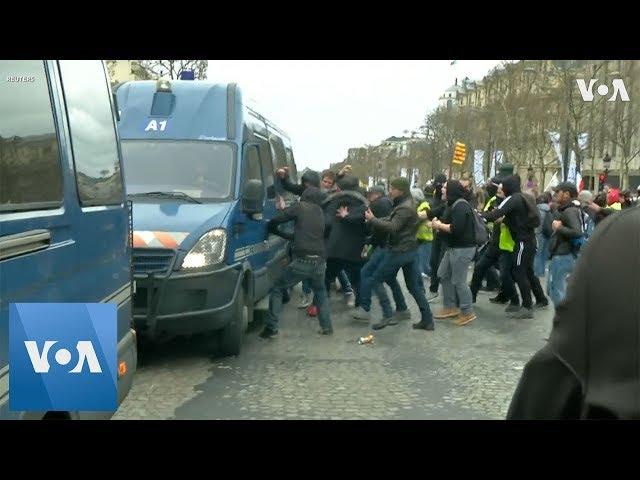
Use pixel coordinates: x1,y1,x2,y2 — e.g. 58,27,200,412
545,172,559,192
473,150,485,186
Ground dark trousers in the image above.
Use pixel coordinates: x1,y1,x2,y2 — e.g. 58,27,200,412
470,244,500,296
512,239,547,309
360,246,408,318
429,235,445,293
498,250,520,305
325,258,364,306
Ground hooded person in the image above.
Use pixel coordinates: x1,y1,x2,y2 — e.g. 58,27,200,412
277,167,323,198
262,186,333,338
322,175,369,306
482,174,549,318
430,180,477,325
508,206,640,419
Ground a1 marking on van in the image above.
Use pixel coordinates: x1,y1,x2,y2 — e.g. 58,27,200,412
145,119,168,132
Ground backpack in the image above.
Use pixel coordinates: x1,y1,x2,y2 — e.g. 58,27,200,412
521,192,541,229
452,198,489,247
569,206,590,252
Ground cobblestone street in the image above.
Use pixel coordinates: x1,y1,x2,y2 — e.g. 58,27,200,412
114,281,552,420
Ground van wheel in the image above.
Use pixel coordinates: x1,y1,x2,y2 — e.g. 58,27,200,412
219,287,251,356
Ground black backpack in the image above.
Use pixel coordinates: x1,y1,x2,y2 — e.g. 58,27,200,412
452,198,489,247
521,192,541,229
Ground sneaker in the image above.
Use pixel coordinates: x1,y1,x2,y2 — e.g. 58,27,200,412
345,292,356,308
334,280,341,292
427,292,439,303
433,308,460,319
412,321,435,331
455,311,477,326
259,327,278,339
535,301,549,309
395,309,411,320
372,317,394,330
421,273,429,279
297,293,313,309
510,308,534,319
352,307,371,321
505,304,521,313
306,305,318,317
318,328,334,335
489,295,509,304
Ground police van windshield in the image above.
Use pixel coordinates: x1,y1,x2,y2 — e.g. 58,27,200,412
121,140,234,201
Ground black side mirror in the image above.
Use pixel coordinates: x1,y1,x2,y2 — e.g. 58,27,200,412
242,179,265,215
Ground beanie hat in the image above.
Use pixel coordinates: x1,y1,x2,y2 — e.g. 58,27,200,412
390,177,410,195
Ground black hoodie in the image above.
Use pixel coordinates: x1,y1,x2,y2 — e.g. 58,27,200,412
482,175,535,243
268,187,326,258
322,178,369,261
507,207,640,419
441,180,475,248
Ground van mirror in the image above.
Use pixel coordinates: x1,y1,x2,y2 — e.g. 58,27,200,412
241,179,265,215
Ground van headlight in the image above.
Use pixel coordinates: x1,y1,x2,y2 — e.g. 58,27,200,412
181,229,226,269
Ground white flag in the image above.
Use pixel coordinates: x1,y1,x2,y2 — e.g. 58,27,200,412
548,131,563,167
545,172,559,192
400,168,408,178
473,150,485,186
567,151,577,184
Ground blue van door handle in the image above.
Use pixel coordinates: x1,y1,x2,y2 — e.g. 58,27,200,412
0,229,51,261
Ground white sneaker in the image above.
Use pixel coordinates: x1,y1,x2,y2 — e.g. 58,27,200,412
297,292,313,309
345,292,356,308
427,292,439,303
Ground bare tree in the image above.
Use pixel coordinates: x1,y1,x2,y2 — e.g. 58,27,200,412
136,60,208,80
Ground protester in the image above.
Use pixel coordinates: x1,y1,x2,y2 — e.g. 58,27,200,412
261,187,333,338
356,177,435,331
356,185,411,328
431,180,477,326
413,188,433,279
482,174,549,319
534,191,553,279
426,174,448,301
547,182,583,308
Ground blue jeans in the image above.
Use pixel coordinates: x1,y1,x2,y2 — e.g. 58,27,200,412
301,278,312,295
337,270,353,294
534,233,549,278
360,247,408,318
267,256,332,332
548,254,576,307
360,249,433,324
418,241,433,277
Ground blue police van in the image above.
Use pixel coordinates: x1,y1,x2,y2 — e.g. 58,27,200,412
0,60,137,419
115,79,298,355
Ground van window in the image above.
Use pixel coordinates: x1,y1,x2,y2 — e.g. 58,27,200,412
0,60,64,212
243,144,262,183
58,60,123,206
258,140,275,199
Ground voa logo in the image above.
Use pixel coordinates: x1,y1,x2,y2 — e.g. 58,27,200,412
576,79,630,102
24,340,102,374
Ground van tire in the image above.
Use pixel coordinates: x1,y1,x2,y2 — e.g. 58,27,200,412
219,287,250,357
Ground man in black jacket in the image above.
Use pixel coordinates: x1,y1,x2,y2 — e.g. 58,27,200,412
547,181,583,308
356,177,435,331
260,187,333,338
482,174,548,319
507,206,640,419
431,180,478,326
356,185,410,327
426,173,448,301
323,175,369,307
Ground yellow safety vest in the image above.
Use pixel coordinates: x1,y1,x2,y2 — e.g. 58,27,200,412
499,223,515,252
610,202,622,211
416,201,433,241
484,196,497,230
